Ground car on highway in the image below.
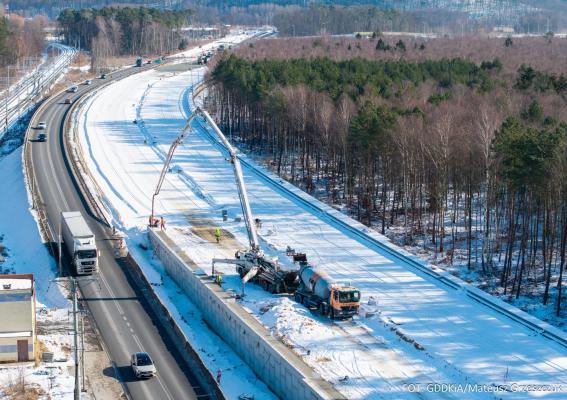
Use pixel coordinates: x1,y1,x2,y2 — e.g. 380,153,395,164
100,73,107,79
64,98,72,104
85,80,92,85
130,352,156,379
37,121,47,129
67,86,78,93
37,133,47,142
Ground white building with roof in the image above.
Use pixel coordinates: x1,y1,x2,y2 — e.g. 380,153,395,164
0,274,35,362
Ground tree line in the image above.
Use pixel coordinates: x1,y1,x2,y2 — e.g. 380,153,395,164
209,51,567,317
57,7,192,70
272,5,468,36
0,14,45,68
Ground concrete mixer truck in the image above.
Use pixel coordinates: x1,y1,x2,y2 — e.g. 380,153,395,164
294,262,360,319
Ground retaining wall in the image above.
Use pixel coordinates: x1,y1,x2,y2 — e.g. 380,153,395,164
148,228,345,400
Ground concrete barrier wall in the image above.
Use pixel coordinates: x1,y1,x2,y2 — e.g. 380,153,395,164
148,228,344,400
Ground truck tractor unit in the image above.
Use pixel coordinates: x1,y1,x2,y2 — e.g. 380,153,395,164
61,211,98,275
295,262,360,319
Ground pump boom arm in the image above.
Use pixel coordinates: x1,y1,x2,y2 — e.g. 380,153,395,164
150,109,201,222
200,110,260,253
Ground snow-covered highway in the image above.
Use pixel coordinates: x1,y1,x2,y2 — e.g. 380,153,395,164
76,61,567,398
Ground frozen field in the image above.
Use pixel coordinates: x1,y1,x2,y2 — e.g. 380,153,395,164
77,64,567,399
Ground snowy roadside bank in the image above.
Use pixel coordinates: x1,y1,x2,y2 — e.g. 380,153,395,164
0,148,74,399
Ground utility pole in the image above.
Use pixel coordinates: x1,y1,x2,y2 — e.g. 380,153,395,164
72,278,80,400
59,220,63,277
51,276,94,399
81,313,86,392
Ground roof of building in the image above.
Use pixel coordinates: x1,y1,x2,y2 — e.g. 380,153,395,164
0,274,33,292
0,331,32,338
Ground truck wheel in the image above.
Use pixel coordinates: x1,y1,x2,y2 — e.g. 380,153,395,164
294,293,302,304
330,308,335,319
319,303,327,316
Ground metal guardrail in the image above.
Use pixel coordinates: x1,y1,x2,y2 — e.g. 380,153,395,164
191,86,567,352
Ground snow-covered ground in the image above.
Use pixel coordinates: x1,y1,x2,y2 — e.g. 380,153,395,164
171,29,267,61
77,64,567,399
0,148,73,399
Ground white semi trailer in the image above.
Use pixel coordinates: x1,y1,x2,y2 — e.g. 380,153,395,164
61,211,98,275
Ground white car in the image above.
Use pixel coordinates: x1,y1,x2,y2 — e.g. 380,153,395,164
37,121,47,129
85,80,92,85
67,86,78,93
130,352,156,379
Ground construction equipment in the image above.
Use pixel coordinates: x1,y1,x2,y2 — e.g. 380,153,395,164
150,109,200,224
155,108,359,310
201,110,299,294
294,256,360,319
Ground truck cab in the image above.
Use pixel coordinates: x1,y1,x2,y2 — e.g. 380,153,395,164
329,286,360,319
73,237,98,274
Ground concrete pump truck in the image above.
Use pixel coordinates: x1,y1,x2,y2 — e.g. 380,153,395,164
150,107,360,318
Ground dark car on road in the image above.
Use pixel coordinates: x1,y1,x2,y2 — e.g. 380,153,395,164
37,133,47,142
